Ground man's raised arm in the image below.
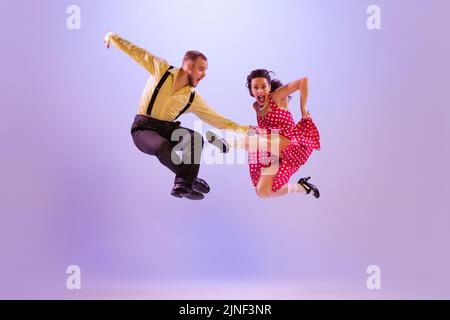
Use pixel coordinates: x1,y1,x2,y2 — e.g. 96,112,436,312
104,31,168,75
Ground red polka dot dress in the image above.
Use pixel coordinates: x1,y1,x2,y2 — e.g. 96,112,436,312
248,97,321,192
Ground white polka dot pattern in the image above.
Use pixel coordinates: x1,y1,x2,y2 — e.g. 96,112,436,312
248,97,321,192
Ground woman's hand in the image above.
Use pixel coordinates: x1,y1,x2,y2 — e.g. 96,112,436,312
301,111,311,120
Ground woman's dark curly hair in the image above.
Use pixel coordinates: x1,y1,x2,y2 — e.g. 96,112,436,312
246,69,291,100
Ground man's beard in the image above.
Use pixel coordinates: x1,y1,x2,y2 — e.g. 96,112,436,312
188,74,197,87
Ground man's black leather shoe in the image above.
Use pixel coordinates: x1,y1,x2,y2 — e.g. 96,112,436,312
171,183,205,200
205,130,230,153
192,178,210,194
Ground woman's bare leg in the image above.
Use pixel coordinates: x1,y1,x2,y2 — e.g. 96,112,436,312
255,164,306,199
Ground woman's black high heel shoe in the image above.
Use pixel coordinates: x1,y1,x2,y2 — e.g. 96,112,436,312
298,177,320,199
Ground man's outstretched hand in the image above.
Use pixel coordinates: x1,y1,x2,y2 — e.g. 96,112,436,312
104,31,114,49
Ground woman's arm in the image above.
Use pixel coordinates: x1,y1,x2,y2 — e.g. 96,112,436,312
272,78,303,100
299,77,309,119
271,77,309,118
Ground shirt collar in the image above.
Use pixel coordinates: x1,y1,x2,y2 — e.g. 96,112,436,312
169,67,194,93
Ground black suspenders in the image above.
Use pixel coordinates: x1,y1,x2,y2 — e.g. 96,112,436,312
175,91,195,120
146,65,195,120
146,66,173,116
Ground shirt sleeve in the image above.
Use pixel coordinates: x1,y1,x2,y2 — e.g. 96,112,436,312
190,94,250,134
109,33,169,75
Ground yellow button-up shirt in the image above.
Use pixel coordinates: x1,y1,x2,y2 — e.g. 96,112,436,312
110,33,249,133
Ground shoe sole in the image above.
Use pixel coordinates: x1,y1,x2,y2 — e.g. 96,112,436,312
193,178,210,194
192,185,210,194
171,191,204,200
206,131,229,153
184,194,204,200
171,191,183,198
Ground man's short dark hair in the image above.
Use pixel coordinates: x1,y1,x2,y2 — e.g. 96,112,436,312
183,50,207,63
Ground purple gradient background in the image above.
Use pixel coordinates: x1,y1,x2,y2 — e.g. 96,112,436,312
1,0,449,299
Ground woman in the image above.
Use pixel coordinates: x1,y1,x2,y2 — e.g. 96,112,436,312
209,69,321,199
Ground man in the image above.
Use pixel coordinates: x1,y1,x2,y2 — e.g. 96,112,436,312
104,32,249,200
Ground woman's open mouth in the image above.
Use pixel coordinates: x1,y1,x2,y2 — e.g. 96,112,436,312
257,95,265,104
